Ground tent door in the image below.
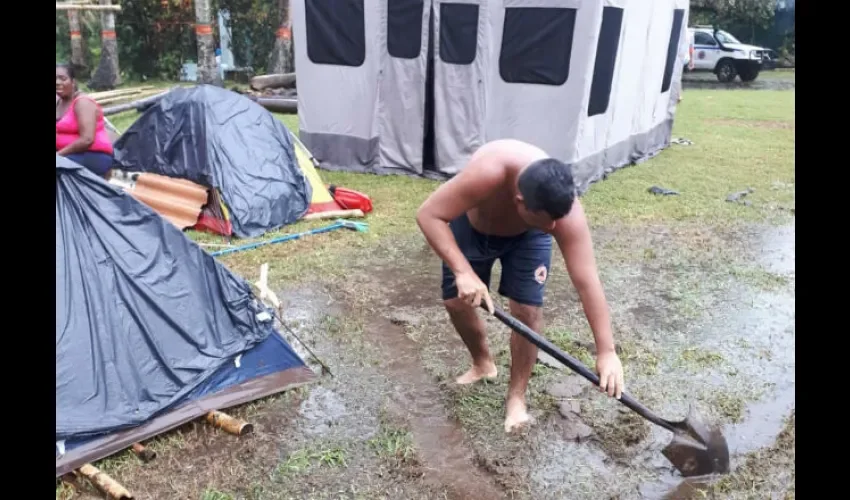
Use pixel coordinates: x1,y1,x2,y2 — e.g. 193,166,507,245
422,3,437,172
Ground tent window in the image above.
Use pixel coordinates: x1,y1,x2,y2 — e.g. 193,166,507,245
388,0,425,59
660,9,685,93
305,0,366,67
588,7,624,117
439,3,479,65
499,7,576,86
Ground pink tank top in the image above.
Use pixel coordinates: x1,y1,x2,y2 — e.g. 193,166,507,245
56,95,114,155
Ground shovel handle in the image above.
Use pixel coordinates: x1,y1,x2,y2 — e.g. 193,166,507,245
486,305,675,433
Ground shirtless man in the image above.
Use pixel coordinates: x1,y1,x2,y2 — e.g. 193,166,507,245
416,139,625,432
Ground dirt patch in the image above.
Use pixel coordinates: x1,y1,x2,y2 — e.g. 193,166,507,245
360,317,507,500
706,118,794,129
63,220,794,500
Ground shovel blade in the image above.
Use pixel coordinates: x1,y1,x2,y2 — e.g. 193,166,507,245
661,405,730,477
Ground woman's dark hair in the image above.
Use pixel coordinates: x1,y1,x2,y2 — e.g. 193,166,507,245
56,62,76,80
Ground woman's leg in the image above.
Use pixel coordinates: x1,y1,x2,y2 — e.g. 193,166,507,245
65,152,113,178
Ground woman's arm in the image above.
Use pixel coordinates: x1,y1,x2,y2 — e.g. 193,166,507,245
57,98,97,156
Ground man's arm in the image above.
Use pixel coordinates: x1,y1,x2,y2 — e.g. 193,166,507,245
415,156,504,276
551,200,615,354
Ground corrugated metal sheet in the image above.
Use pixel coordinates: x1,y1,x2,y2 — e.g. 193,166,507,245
109,171,208,230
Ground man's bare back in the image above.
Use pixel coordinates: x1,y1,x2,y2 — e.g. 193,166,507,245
416,139,625,433
463,139,551,237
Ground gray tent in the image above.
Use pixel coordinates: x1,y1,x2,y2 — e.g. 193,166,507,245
291,0,689,193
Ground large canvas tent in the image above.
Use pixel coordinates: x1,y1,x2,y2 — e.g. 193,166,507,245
112,85,341,238
56,156,316,476
291,0,689,193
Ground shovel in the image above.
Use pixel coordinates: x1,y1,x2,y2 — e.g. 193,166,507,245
485,304,730,477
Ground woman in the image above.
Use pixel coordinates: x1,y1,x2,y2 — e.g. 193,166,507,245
56,63,114,178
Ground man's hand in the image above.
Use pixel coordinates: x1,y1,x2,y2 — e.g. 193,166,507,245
456,270,494,313
596,350,624,399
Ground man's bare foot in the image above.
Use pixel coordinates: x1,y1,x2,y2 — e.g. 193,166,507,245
455,361,498,385
504,396,533,433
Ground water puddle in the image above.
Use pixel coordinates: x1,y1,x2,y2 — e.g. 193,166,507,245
297,386,351,436
639,223,795,498
363,317,506,500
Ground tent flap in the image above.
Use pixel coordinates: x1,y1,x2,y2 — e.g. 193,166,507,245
56,156,311,452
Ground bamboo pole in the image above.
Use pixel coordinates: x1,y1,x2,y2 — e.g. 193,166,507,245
102,88,174,116
89,86,154,101
97,89,166,105
302,209,365,221
205,410,253,436
56,3,122,11
76,464,133,499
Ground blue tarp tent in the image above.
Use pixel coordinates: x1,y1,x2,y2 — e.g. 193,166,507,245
56,155,316,476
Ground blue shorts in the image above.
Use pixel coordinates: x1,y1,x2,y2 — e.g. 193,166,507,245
441,213,552,307
65,151,113,177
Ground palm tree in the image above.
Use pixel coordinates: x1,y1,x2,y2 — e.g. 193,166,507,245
194,0,222,85
90,0,121,90
269,0,294,74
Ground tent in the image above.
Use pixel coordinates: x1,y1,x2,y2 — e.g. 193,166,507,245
291,0,689,193
56,155,316,476
111,85,342,239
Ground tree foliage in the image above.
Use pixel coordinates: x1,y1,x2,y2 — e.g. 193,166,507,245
55,0,279,81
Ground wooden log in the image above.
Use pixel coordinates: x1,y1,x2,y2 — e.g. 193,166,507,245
102,88,175,116
251,97,297,114
56,3,122,11
205,410,253,436
90,86,154,101
76,464,133,499
131,442,156,463
250,72,296,91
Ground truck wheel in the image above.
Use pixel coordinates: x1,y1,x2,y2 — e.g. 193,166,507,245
738,67,760,82
715,59,737,82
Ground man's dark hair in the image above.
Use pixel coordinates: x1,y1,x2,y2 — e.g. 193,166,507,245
517,158,576,219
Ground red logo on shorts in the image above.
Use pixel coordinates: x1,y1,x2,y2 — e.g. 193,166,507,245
534,265,547,284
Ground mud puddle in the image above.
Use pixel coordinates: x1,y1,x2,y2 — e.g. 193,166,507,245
637,223,795,498
274,281,504,499
362,316,506,500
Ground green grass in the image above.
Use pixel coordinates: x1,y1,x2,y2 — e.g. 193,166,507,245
277,444,349,475
580,89,794,226
102,87,794,286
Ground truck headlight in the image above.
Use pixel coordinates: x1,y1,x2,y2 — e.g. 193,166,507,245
750,50,761,59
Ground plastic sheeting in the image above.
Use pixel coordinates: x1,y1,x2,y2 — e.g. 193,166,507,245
112,85,313,238
56,155,281,442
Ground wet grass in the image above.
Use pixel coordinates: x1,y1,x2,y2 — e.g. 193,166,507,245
278,443,350,475
705,411,795,498
60,85,794,499
368,423,419,468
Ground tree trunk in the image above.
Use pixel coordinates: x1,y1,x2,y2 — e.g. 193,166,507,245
89,0,121,90
194,0,222,86
67,10,89,78
268,0,294,74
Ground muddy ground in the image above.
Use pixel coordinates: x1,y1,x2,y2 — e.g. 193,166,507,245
682,69,795,91
64,212,795,500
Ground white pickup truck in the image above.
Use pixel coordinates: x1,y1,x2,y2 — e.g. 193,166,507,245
688,26,770,82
